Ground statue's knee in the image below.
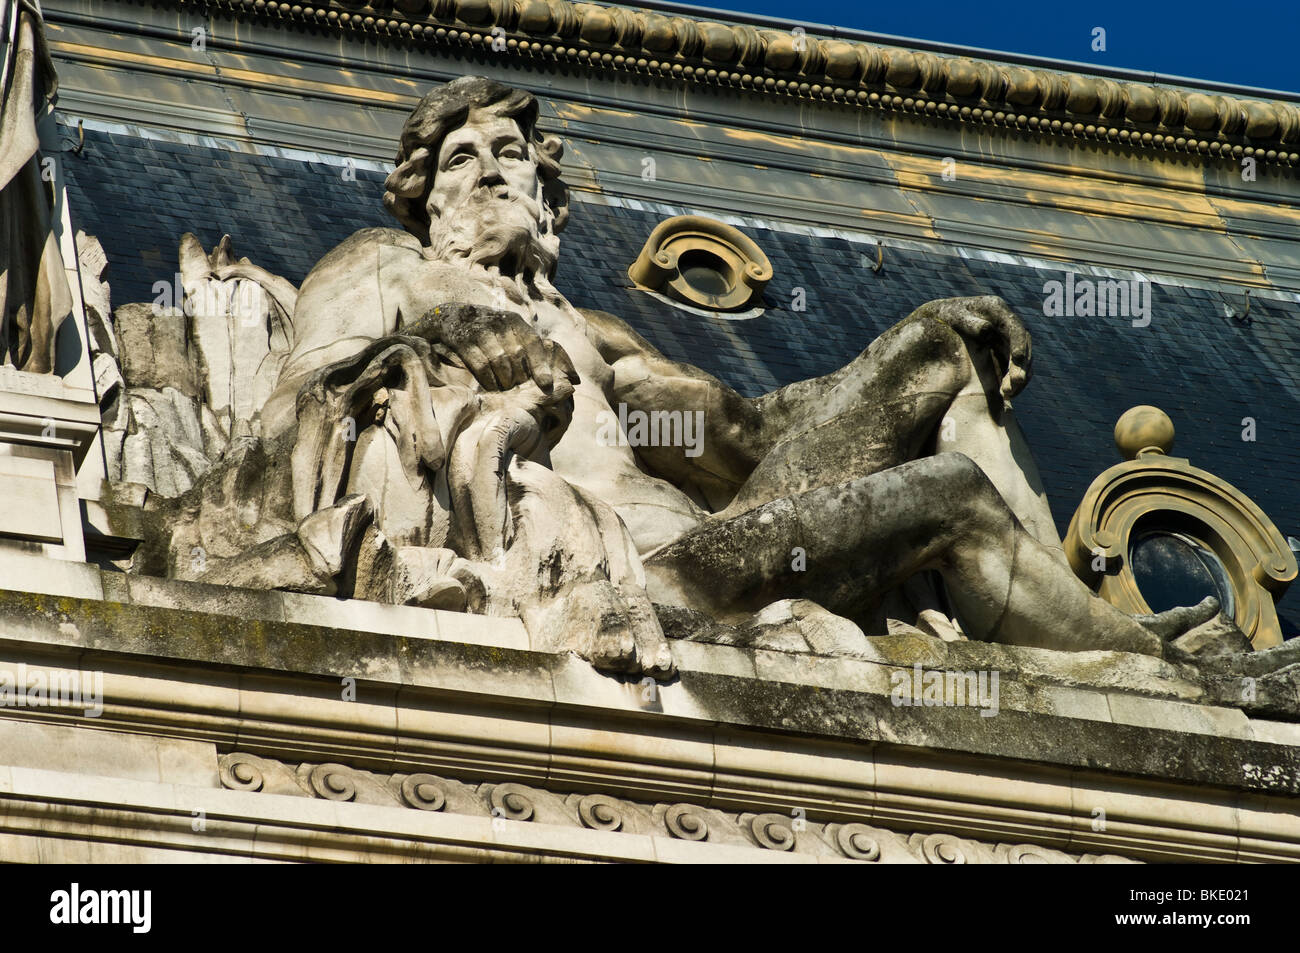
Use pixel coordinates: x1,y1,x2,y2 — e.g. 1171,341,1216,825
930,450,984,486
929,452,1009,529
891,316,969,387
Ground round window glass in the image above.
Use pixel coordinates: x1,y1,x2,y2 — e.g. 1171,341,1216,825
677,248,733,298
1129,530,1235,616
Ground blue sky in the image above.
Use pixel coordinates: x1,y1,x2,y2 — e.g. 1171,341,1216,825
689,0,1300,96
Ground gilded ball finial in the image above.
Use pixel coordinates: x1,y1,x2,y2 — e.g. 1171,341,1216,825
1114,405,1175,459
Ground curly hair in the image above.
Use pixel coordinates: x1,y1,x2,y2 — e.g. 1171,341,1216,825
383,76,569,240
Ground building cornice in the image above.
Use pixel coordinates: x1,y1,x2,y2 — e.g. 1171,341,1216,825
173,0,1300,170
3,562,1300,861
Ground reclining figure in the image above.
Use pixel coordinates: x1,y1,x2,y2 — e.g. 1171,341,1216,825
134,76,1219,677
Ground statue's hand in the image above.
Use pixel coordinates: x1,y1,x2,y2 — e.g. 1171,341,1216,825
416,303,579,393
920,295,1032,402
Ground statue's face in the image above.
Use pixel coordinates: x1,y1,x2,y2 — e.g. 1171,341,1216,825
426,107,544,243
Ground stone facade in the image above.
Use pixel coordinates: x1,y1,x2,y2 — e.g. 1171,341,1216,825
1,0,1299,863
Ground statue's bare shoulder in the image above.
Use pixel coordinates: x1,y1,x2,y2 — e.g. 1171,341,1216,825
301,227,421,285
295,227,420,319
575,307,661,362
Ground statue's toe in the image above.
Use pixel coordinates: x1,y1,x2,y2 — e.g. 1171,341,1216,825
1133,596,1221,641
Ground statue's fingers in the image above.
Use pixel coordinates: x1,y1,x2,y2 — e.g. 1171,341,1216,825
458,342,500,390
974,294,1015,319
520,332,556,387
969,298,1025,380
545,340,581,387
1006,325,1032,384
494,327,531,388
486,348,516,390
979,296,1029,353
515,327,554,392
1001,363,1029,401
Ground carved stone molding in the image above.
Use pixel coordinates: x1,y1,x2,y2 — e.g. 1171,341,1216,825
217,752,1140,864
162,0,1300,167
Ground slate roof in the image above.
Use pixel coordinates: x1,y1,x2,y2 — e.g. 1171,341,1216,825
59,123,1300,632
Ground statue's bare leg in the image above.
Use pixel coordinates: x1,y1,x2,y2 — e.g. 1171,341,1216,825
735,308,1062,556
644,452,1167,655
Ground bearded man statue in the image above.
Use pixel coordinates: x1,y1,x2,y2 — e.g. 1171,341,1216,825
163,75,1219,678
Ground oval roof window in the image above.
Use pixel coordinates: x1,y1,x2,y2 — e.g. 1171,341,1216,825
628,215,773,313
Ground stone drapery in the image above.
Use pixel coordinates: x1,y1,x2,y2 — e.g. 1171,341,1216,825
0,0,72,375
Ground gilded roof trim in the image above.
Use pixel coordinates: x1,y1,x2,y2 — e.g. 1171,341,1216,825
194,0,1299,168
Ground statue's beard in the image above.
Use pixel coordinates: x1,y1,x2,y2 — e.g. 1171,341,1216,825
424,195,560,299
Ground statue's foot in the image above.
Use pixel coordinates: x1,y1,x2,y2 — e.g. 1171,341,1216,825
1130,596,1249,664
521,579,676,680
392,546,473,611
628,611,676,679
1133,596,1221,642
576,583,676,679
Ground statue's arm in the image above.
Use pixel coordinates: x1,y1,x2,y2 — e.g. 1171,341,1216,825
579,308,770,498
581,295,1032,501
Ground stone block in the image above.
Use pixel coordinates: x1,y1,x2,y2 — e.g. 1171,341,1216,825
1106,694,1252,740
0,550,103,600
0,719,217,786
126,573,287,624
1039,685,1112,722
280,590,435,641
0,455,62,543
432,608,529,650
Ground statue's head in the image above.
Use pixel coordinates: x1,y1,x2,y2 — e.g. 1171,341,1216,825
384,77,569,281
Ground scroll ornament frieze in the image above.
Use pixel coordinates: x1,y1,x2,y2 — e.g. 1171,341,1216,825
218,752,1140,864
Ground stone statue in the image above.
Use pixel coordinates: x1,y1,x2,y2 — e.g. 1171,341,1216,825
102,76,1225,678
0,0,73,374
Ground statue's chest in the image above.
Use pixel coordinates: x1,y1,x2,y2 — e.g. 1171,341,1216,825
393,261,613,392
530,302,614,392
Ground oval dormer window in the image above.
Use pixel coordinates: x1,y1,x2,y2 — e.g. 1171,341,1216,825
628,215,772,313
1129,530,1236,617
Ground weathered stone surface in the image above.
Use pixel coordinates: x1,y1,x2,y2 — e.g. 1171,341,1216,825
1203,635,1300,679
90,75,1259,696
113,303,201,398
658,599,880,656
1172,613,1254,660
76,233,119,406
0,454,62,542
0,719,216,786
1205,665,1300,721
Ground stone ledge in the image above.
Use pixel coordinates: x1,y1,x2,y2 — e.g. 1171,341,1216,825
1,566,1300,818
0,554,1258,708
0,763,826,863
0,711,1294,861
152,0,1300,164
